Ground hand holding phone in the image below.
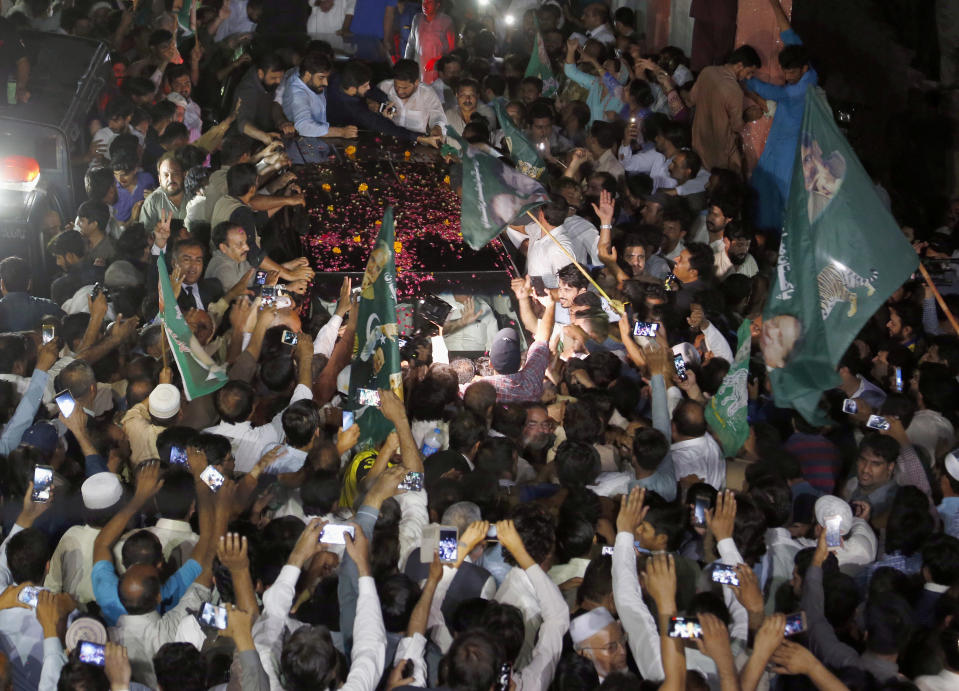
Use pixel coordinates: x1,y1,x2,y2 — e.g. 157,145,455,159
668,616,702,639
200,465,225,492
319,524,356,545
78,641,106,666
199,602,228,629
55,390,76,418
32,465,54,503
824,514,842,548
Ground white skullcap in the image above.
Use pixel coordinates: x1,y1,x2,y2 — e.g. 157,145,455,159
945,449,959,482
814,495,853,534
66,617,108,649
570,607,616,646
149,383,181,419
81,472,123,511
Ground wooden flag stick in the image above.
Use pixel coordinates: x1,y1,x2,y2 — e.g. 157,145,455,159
918,262,959,337
525,210,625,314
159,319,168,371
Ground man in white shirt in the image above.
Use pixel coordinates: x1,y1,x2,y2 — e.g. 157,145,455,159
440,293,499,353
797,496,877,574
379,59,447,136
307,0,355,35
666,148,710,212
507,196,576,280
214,0,259,41
581,2,616,46
713,223,758,281
670,399,726,490
915,623,959,691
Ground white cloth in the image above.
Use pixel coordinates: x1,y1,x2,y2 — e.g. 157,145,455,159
908,409,955,464
44,524,101,605
512,565,570,691
611,532,665,681
563,215,601,266
307,0,356,35
214,0,256,41
585,23,616,46
547,557,591,586
916,668,959,691
676,167,710,196
797,517,877,574
378,80,448,134
439,294,498,352
712,239,759,282
511,222,576,278
670,434,726,490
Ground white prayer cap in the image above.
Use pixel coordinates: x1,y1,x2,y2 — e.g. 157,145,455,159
66,617,108,649
81,472,123,511
149,383,181,419
945,449,959,482
570,607,616,646
814,495,853,534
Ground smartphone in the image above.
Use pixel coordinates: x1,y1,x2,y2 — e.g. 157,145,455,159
633,321,659,337
486,524,498,540
32,465,54,503
200,465,225,492
78,640,106,666
668,616,703,639
692,497,708,527
17,585,40,608
319,523,355,545
358,388,380,407
664,273,680,292
842,398,858,414
496,662,512,691
260,285,276,299
601,545,615,556
342,410,354,429
403,659,414,678
169,445,188,466
438,526,458,563
254,269,268,286
711,564,740,586
281,330,298,346
784,611,807,636
55,389,76,418
825,514,842,548
398,471,424,492
199,602,228,630
537,141,545,151
530,275,547,297
866,414,890,431
894,367,903,393
397,337,409,350
41,322,56,344
674,354,688,382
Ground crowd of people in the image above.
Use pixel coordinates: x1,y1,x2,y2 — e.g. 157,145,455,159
1,0,959,690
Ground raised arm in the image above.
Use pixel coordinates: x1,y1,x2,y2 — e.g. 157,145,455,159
379,389,422,473
92,461,164,564
739,614,785,691
767,0,791,34
645,554,684,691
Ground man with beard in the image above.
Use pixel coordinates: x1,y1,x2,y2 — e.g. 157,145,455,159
140,156,187,238
378,59,447,136
281,52,359,163
234,52,292,146
713,222,757,281
689,194,739,245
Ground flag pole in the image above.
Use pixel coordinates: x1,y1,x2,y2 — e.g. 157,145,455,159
159,317,168,371
525,210,625,314
917,262,959,337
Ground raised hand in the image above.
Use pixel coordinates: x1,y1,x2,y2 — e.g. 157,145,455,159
217,533,249,572
706,490,736,543
616,486,648,535
590,189,615,227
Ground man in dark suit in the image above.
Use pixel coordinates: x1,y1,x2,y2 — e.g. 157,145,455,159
172,238,223,314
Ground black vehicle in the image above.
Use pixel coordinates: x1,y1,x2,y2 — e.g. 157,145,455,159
0,30,112,296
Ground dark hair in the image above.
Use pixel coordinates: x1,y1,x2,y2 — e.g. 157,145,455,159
555,515,595,563
255,51,286,74
212,220,244,250
474,437,516,478
214,380,255,423
865,595,916,655
155,467,196,520
642,498,686,551
220,133,255,166
47,229,87,258
409,366,459,421
393,58,420,83
479,602,525,664
300,51,332,77
504,503,555,566
733,494,768,565
557,263,590,291
660,119,690,150
551,650,600,691
923,534,959,585
728,44,761,68
121,530,163,569
7,528,50,584
540,193,570,227
377,573,420,633
588,120,617,150
158,122,189,147
555,441,600,487
153,642,205,691
859,434,900,465
449,411,486,454
300,469,340,516
84,166,116,202
779,43,809,70
106,97,134,121
746,473,792,528
194,432,232,466
227,162,258,197
940,623,959,670
685,241,716,282
77,199,110,233
676,148,702,178
280,626,342,691
283,399,322,448
880,393,916,429
57,660,109,691
576,554,612,606
672,399,706,437
0,256,29,292
440,630,503,691
341,61,372,89
628,78,654,108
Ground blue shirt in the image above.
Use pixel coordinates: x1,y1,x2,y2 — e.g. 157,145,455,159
349,0,396,38
939,497,959,538
91,558,202,626
0,292,64,332
113,170,155,223
282,72,330,138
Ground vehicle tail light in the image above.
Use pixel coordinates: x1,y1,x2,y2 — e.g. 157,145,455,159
0,156,40,184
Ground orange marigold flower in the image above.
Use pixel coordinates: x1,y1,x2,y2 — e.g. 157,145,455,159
394,241,403,253
332,247,342,254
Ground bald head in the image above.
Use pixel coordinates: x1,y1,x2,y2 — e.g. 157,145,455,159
672,399,706,439
119,563,162,615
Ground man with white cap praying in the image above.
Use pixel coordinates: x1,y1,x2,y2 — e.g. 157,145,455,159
122,382,182,463
797,494,877,573
44,472,125,606
570,607,628,681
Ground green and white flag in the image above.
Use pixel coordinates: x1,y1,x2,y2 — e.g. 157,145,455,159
446,126,549,250
493,100,546,180
526,17,558,97
156,253,227,401
705,319,751,457
347,207,404,448
763,89,917,422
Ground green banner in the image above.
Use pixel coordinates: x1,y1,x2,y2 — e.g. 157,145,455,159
493,100,546,180
763,89,917,422
156,254,228,401
347,207,404,448
447,126,549,250
525,17,558,97
705,319,751,457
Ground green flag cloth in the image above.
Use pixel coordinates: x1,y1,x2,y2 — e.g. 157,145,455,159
705,319,752,456
492,100,546,180
347,207,404,449
763,88,918,422
526,17,558,97
446,126,549,250
156,254,228,401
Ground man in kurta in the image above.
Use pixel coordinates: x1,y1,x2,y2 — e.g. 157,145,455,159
688,45,762,174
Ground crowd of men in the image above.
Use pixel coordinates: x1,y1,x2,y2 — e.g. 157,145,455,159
1,0,959,689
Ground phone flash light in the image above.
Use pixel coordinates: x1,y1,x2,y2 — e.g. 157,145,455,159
504,14,515,25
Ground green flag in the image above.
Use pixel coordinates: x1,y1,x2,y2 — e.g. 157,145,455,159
763,89,917,422
446,126,549,250
156,253,228,401
525,17,558,97
348,207,403,448
705,319,752,457
492,100,546,180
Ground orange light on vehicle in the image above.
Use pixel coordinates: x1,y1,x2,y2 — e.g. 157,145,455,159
0,156,40,184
